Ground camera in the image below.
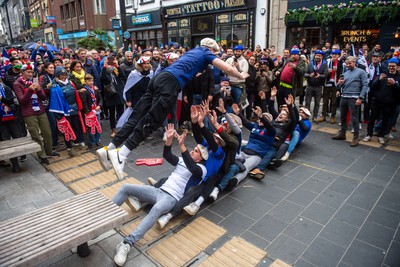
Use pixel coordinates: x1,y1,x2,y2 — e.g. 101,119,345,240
234,58,238,62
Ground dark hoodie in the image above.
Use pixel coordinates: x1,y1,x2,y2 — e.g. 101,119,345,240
120,59,135,77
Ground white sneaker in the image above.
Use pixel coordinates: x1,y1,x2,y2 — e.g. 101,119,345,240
147,177,157,186
114,242,131,266
183,202,200,216
126,197,141,212
96,147,112,171
108,149,127,180
363,135,371,142
385,134,394,140
209,187,219,202
157,214,170,229
241,139,248,146
378,137,385,144
281,151,290,161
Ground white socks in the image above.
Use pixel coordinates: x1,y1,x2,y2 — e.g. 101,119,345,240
119,145,131,159
108,143,116,150
195,196,205,207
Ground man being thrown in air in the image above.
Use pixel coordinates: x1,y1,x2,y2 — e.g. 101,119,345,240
97,38,249,179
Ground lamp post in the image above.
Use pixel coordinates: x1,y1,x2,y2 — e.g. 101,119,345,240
119,0,130,51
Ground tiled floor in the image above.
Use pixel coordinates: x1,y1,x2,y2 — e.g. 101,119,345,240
0,119,399,267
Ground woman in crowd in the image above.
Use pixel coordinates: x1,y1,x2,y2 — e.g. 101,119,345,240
101,55,127,138
49,66,86,157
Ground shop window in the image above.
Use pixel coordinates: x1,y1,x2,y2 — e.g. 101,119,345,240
77,0,84,16
288,27,327,49
233,13,248,23
70,2,76,18
168,29,178,43
168,21,178,28
60,5,64,20
179,29,191,47
217,14,230,24
217,24,248,49
180,19,189,28
65,4,70,19
125,0,133,7
93,0,105,14
192,15,214,35
140,0,155,5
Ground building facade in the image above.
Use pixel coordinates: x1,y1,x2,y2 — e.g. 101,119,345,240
51,0,117,48
122,0,288,52
285,0,400,52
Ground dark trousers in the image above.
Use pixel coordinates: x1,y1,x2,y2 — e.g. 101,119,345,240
367,101,394,137
112,72,180,150
277,85,293,107
340,98,360,137
108,104,124,130
322,86,337,117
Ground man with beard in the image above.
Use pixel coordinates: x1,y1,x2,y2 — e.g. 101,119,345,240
120,51,135,77
225,45,249,105
275,48,306,107
363,58,400,144
332,56,369,147
77,48,100,87
155,52,179,75
304,50,328,122
151,50,162,70
319,49,341,124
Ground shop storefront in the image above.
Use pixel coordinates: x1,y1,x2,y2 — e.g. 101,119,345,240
58,31,88,49
164,0,257,49
126,11,163,49
285,0,400,52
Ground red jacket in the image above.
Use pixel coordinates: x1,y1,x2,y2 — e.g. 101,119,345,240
13,77,47,117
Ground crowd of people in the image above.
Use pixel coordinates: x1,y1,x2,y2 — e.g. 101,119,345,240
1,38,399,266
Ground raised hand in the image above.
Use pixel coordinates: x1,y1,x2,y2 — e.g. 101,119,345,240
232,103,240,115
285,94,294,105
201,99,210,116
216,98,226,114
165,123,176,140
177,129,187,147
271,86,277,98
258,91,266,100
190,105,199,124
198,106,205,125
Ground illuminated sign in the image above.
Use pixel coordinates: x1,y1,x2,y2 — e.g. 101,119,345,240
340,29,380,43
132,14,152,25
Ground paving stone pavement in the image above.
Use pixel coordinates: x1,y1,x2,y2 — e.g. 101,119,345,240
1,118,400,267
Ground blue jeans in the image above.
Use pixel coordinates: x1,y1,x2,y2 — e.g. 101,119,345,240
256,146,278,171
88,114,101,145
112,184,177,246
231,85,243,104
288,130,300,154
218,164,240,190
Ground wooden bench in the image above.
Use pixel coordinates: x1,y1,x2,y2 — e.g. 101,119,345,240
0,190,130,267
0,136,41,161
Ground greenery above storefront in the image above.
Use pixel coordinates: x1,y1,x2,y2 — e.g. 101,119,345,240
285,1,400,26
